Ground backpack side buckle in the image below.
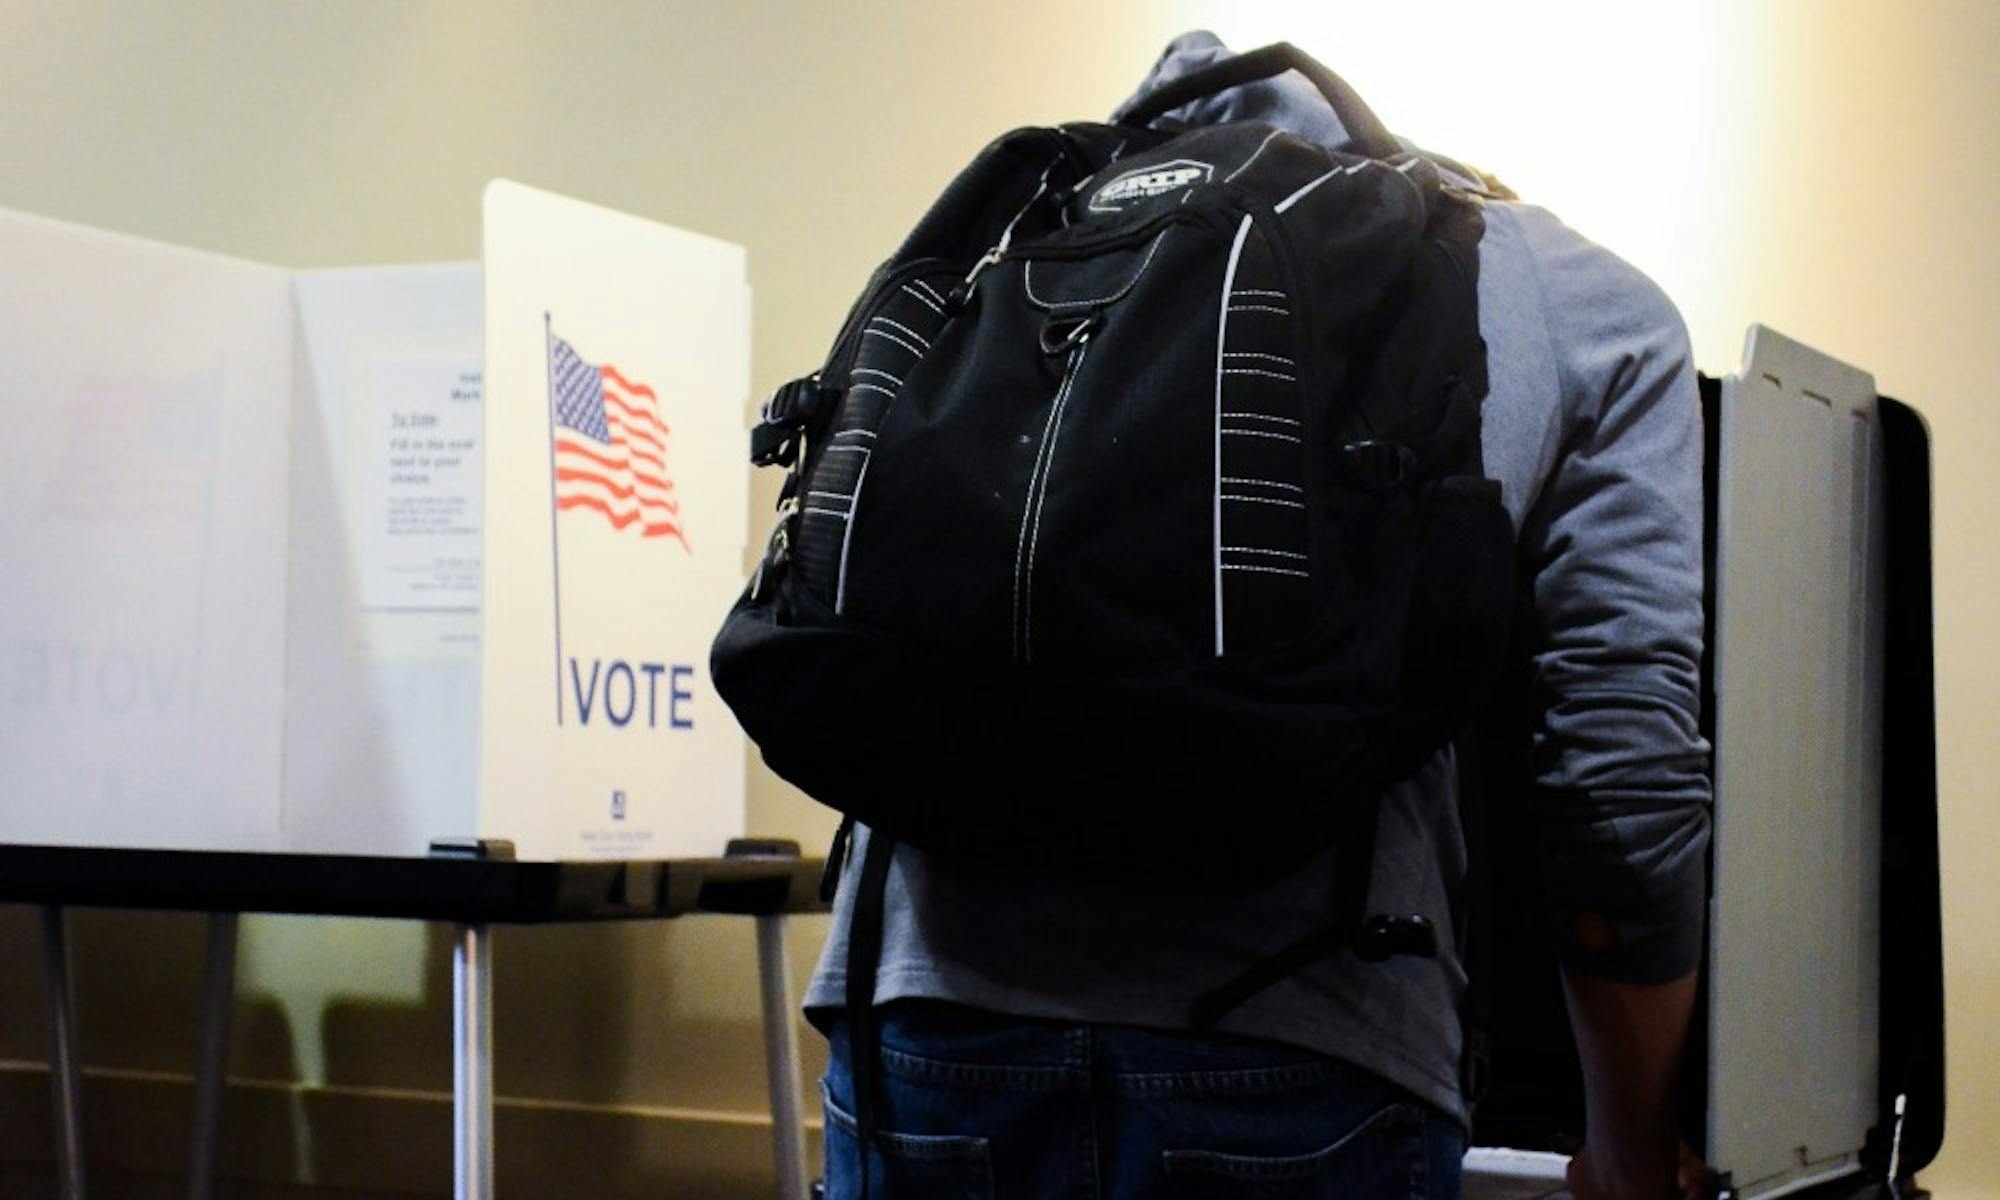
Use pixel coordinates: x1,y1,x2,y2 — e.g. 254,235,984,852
1337,440,1417,491
751,376,836,467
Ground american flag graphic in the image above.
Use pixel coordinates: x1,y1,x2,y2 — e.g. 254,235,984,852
41,369,220,525
548,331,688,550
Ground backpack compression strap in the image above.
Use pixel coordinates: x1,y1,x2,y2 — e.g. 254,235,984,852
1455,734,1494,1109
842,829,896,1198
1188,795,1438,1029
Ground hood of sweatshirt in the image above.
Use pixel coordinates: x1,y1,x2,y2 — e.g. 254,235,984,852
1113,31,1507,197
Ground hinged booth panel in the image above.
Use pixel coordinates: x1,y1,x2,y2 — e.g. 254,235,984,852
1707,326,1885,1195
478,181,751,860
0,212,293,852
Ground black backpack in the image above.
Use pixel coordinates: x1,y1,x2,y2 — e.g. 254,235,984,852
712,44,1516,1183
715,42,1510,901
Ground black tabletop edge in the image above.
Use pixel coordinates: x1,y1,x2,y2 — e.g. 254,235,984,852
0,844,829,923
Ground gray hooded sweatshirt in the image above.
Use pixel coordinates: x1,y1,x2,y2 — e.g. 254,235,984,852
806,31,1713,1128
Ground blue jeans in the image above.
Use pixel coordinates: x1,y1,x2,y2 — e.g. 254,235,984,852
819,1001,1464,1199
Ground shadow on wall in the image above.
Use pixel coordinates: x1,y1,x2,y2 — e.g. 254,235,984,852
310,916,824,1196
0,905,304,1195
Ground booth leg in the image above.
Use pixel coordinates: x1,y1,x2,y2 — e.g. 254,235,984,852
453,922,494,1200
188,912,238,1200
39,905,87,1200
757,914,809,1200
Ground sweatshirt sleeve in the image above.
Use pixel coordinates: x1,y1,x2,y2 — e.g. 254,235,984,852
1510,203,1713,983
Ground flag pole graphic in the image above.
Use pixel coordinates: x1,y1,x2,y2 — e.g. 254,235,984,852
544,312,566,726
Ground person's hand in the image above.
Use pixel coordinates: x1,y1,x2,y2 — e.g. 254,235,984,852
1565,1139,1715,1200
1565,1144,1667,1200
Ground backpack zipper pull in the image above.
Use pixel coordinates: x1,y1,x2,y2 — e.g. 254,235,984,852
1039,311,1100,356
751,492,800,601
948,246,1005,311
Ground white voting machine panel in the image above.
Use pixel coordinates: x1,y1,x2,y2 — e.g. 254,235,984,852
1465,326,1893,1198
1706,326,1885,1196
0,183,751,860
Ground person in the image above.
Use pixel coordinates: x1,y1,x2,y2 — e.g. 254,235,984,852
804,31,1713,1200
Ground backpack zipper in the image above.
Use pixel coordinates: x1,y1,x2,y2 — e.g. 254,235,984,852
1012,324,1095,664
1002,201,1231,265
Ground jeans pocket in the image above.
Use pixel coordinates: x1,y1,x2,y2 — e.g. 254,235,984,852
1159,1101,1427,1199
822,1083,995,1200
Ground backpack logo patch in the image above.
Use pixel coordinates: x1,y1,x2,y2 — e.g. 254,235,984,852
1089,159,1214,213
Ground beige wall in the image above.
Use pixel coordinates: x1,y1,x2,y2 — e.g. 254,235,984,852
0,0,1993,1194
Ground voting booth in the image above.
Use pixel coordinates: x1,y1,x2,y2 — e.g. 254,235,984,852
0,181,751,861
0,189,822,1200
1466,329,1945,1198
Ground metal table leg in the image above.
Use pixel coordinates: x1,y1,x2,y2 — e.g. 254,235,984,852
39,905,87,1200
453,922,494,1200
757,913,809,1200
189,912,238,1200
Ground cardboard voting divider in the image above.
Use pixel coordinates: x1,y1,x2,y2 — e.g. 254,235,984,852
480,183,750,861
0,213,294,853
0,182,751,860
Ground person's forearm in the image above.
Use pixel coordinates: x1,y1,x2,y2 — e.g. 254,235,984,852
1562,967,1698,1198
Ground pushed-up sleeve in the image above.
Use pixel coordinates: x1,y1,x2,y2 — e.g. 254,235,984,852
1512,205,1712,983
